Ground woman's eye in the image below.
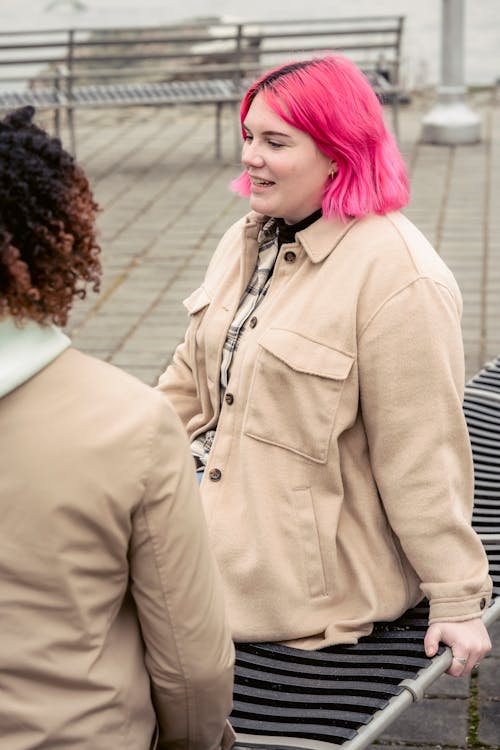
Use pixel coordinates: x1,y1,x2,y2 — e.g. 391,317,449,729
268,140,284,149
243,133,253,142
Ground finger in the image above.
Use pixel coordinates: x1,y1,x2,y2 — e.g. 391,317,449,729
447,654,470,677
424,624,442,658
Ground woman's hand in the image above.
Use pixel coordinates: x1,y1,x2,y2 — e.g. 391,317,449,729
424,618,492,677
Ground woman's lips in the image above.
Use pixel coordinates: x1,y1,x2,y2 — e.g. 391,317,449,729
250,177,275,190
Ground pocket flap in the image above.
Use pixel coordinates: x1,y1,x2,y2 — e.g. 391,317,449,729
259,329,354,380
182,285,211,315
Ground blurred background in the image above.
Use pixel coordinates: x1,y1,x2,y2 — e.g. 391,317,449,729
3,0,500,91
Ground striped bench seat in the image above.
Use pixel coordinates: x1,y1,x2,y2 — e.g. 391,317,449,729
0,77,243,160
0,78,241,110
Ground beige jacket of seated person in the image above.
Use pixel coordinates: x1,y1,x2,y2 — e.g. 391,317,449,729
0,320,235,750
158,209,492,649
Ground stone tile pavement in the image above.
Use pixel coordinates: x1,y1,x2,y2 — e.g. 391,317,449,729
37,86,500,749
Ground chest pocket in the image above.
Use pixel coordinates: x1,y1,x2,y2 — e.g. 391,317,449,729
183,285,211,316
182,285,218,389
183,284,213,351
244,329,354,463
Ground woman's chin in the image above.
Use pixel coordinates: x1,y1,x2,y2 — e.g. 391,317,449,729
249,196,273,216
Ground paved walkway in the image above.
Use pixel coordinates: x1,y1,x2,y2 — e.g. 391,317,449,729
54,88,499,749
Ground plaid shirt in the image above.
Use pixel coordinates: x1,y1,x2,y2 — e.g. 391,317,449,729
192,217,280,467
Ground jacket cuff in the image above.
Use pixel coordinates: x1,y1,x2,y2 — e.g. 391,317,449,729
428,589,492,623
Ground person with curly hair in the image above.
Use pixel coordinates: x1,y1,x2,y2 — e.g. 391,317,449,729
0,107,235,750
0,108,101,326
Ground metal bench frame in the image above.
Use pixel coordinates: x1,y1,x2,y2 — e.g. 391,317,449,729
0,16,405,160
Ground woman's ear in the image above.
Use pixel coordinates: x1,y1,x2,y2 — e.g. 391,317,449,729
329,162,338,178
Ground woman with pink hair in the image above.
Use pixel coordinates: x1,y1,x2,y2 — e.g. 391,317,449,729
158,55,492,675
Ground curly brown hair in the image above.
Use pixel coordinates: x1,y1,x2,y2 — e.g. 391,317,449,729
0,106,101,326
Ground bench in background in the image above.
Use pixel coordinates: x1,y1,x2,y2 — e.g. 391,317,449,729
0,16,405,161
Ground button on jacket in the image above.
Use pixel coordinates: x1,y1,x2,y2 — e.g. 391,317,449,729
0,345,235,750
158,210,492,649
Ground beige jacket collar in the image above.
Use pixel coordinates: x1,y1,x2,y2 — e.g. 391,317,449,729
0,316,71,398
244,211,359,263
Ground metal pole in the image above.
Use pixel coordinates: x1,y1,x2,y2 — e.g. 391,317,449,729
421,0,481,144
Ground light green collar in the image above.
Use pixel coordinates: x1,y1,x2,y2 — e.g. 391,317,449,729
0,317,71,398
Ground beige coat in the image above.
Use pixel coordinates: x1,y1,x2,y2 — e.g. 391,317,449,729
158,210,492,649
0,344,235,750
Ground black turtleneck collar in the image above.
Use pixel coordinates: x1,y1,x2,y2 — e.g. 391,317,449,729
276,208,322,248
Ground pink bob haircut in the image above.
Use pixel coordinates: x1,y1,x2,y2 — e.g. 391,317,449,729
230,55,409,221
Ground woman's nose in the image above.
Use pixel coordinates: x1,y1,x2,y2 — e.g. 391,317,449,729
242,141,265,168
